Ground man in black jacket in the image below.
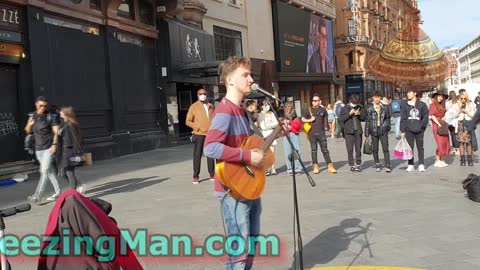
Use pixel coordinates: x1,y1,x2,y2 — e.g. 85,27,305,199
338,94,365,172
400,89,429,172
365,91,392,172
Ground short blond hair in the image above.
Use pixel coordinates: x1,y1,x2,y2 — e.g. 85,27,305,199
218,56,251,86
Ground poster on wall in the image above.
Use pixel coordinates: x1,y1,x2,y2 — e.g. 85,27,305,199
274,1,335,74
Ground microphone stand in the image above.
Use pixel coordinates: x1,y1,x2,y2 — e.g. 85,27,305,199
263,98,316,270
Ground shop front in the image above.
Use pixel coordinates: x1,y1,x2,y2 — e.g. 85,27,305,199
0,3,31,165
157,18,217,139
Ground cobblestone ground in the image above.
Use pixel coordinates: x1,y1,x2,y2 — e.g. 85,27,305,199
1,126,480,270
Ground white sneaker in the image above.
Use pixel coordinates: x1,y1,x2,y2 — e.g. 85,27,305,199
433,160,440,167
46,194,59,202
76,185,86,194
406,165,415,172
418,165,426,172
437,161,448,168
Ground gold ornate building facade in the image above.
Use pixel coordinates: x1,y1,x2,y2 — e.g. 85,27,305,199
334,0,418,103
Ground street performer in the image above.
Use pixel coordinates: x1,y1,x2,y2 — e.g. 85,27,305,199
204,56,265,270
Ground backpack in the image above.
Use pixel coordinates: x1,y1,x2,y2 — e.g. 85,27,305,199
462,174,480,202
391,100,401,113
334,103,343,117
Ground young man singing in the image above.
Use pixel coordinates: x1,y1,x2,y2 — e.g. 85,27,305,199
204,56,265,270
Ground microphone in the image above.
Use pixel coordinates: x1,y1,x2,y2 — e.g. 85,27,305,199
251,83,281,102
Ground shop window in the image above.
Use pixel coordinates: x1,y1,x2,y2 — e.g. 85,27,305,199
348,51,354,68
213,26,243,61
118,0,135,20
139,0,154,25
348,18,356,36
90,0,101,10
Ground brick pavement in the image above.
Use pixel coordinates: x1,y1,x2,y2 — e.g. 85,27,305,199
1,127,480,270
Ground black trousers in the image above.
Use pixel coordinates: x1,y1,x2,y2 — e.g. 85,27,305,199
405,130,425,165
65,166,81,189
345,131,362,166
449,125,459,148
371,134,390,167
309,132,332,164
193,134,215,178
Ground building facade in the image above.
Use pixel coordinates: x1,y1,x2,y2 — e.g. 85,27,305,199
442,47,460,90
458,35,480,84
0,0,170,176
272,0,342,110
334,0,418,103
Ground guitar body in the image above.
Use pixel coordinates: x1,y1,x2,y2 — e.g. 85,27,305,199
216,134,274,201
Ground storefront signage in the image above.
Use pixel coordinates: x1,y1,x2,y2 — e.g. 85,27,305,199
0,42,23,57
0,4,22,32
0,29,21,43
179,27,205,64
338,36,384,50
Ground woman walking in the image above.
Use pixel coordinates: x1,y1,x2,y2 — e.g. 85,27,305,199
429,91,450,167
454,92,476,166
57,106,86,193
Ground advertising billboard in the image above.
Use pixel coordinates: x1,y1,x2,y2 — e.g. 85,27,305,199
274,1,335,73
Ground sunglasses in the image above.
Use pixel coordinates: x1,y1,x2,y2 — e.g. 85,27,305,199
312,100,320,102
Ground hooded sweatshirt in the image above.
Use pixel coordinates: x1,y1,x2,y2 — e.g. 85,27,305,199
400,99,429,133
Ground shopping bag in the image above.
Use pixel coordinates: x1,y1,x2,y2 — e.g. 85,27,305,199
393,138,413,160
363,136,372,155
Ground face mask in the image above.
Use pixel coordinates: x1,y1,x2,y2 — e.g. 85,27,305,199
264,105,270,112
199,95,207,101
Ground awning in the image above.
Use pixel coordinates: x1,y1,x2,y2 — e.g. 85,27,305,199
178,61,223,78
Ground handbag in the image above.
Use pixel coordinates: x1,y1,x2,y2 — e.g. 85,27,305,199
303,107,312,134
68,128,86,167
437,120,449,136
462,174,480,202
363,136,372,155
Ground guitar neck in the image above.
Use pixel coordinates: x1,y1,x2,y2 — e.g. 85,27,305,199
260,125,283,152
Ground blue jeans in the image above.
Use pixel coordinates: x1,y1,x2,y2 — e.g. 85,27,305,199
283,133,302,173
219,194,261,270
32,149,61,198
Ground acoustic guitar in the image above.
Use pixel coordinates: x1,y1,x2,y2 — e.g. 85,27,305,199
216,124,283,201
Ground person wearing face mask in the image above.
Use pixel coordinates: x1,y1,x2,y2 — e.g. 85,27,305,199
338,94,366,172
257,100,279,175
186,89,216,184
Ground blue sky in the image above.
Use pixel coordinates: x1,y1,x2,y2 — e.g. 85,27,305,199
417,0,479,50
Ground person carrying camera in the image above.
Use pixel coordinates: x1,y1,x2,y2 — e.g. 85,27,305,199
338,94,365,172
